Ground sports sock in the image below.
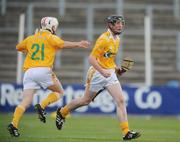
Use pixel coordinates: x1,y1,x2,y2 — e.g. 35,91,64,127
60,106,70,118
120,121,129,136
12,105,25,128
40,92,60,109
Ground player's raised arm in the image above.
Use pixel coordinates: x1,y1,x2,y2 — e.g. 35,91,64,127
63,40,90,49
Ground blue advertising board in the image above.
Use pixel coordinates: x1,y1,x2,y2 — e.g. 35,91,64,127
0,83,180,115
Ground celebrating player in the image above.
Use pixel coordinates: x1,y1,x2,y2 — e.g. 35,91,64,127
7,17,90,137
55,15,141,141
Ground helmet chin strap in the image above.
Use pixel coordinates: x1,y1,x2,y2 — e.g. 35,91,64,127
113,31,121,35
44,28,56,34
51,26,56,35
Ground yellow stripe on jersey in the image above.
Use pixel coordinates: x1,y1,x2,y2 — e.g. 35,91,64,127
91,30,120,69
16,30,64,71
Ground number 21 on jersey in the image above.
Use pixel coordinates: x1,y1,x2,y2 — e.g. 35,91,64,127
31,43,45,61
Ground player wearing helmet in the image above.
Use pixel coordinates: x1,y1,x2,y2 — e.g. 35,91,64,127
7,17,90,137
40,17,59,34
55,15,141,141
106,15,125,35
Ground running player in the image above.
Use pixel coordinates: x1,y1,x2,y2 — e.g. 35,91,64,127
55,15,141,141
7,17,89,137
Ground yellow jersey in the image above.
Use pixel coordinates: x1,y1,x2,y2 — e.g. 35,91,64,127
91,30,120,69
16,30,64,71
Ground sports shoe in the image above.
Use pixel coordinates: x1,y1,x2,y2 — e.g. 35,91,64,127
56,108,65,130
34,104,46,123
7,123,20,137
123,131,141,140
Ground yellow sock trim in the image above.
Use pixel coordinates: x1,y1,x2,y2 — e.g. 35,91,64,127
120,121,129,136
60,106,70,118
40,92,60,109
12,105,25,128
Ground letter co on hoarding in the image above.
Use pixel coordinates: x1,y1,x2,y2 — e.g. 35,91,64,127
134,87,162,109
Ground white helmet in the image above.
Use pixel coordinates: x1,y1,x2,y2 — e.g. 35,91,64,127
41,17,59,34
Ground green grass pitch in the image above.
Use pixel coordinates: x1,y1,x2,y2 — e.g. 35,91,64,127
1,113,180,142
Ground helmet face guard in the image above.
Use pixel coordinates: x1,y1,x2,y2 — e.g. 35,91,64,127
106,15,125,35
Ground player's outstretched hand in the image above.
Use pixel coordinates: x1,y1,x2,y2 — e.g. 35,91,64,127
116,57,135,76
78,40,90,48
115,67,126,76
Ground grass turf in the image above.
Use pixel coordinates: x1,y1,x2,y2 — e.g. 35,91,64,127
1,113,180,142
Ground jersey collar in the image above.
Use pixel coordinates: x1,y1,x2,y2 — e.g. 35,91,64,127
107,29,119,42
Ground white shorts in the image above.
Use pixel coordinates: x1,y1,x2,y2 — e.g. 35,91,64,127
23,67,56,90
86,66,119,92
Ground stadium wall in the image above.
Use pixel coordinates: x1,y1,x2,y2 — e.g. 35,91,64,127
0,83,180,115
